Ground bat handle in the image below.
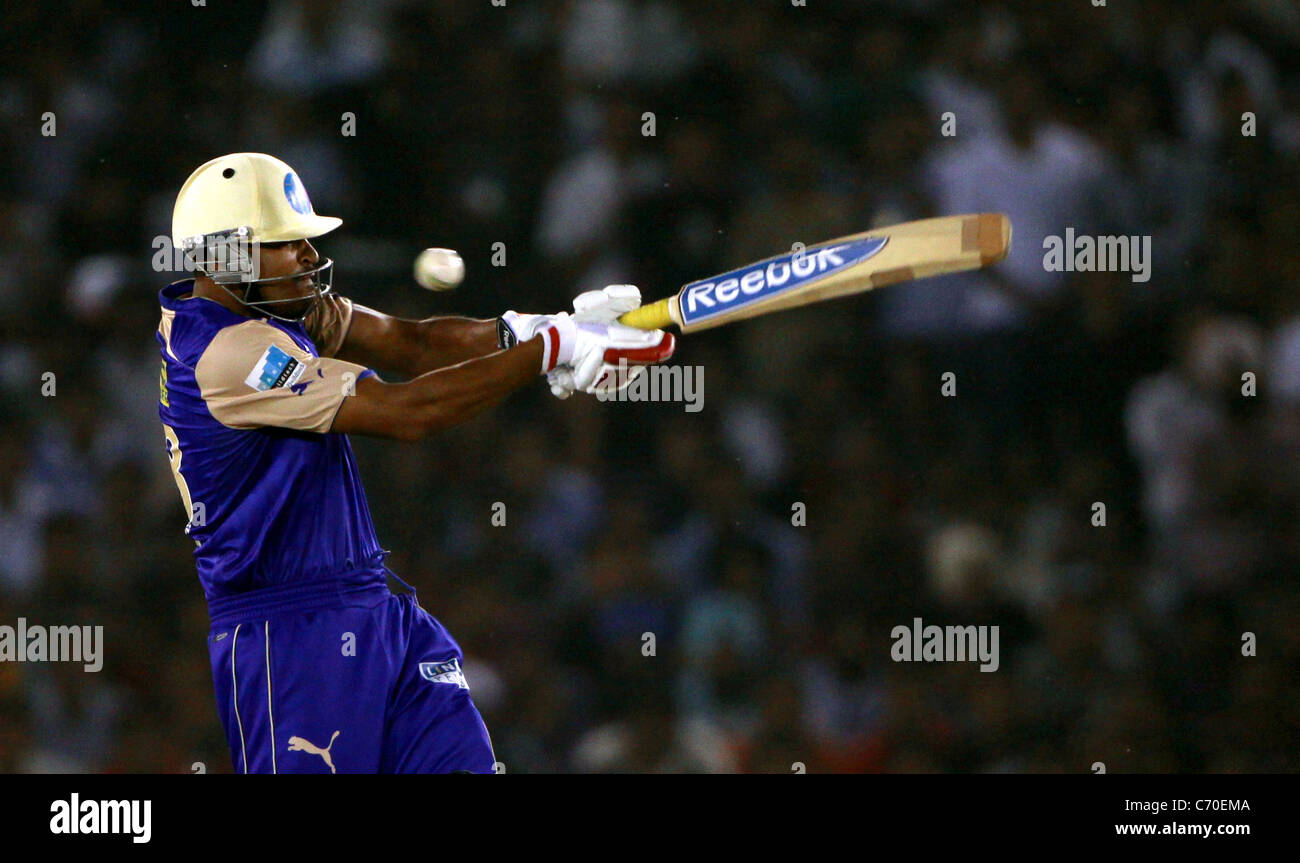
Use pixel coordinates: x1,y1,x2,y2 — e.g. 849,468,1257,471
617,298,675,330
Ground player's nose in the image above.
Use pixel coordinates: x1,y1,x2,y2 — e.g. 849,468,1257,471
299,240,319,269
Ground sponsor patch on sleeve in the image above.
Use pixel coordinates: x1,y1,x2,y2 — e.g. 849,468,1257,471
244,344,307,392
419,658,470,689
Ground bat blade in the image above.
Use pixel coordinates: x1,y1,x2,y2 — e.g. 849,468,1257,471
618,213,1011,333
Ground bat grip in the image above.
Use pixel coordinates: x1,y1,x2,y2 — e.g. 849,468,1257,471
617,298,674,330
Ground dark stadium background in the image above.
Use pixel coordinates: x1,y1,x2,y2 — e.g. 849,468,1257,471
0,0,1296,773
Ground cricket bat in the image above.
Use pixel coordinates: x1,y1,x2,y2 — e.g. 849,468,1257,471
618,213,1011,332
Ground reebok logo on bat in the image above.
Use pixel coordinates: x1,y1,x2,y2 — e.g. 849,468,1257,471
680,236,888,325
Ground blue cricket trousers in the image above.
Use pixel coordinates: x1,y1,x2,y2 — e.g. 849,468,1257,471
205,569,495,773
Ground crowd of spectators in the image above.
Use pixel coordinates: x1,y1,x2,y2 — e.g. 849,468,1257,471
0,0,1297,772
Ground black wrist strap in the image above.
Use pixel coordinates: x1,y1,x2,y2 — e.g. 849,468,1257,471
497,317,518,350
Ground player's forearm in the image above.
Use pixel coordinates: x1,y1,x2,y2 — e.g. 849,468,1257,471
336,307,500,378
407,316,500,373
402,337,542,437
332,339,543,440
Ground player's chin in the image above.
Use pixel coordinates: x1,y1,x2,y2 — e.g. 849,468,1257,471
272,292,317,320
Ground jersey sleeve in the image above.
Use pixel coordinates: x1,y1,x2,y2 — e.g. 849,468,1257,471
303,293,355,358
195,320,372,433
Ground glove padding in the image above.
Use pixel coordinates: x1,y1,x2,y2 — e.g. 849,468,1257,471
499,289,675,396
546,285,668,398
565,319,676,395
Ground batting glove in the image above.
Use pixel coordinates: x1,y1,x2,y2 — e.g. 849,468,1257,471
544,285,663,399
498,302,676,397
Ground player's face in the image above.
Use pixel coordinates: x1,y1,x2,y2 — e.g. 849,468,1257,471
255,239,322,319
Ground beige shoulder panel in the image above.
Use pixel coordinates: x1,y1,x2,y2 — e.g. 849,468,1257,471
195,320,369,433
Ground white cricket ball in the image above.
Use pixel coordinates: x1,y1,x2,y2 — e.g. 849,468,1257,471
414,248,465,291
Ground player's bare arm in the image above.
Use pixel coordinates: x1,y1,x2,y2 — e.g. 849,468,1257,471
335,305,501,378
186,234,675,434
332,306,677,440
331,339,543,440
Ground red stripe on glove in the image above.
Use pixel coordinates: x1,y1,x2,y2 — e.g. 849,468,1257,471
544,324,562,372
603,332,676,365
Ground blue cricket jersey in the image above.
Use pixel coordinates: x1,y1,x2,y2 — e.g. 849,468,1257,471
156,280,385,602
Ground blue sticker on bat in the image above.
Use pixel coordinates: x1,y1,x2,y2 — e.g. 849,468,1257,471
678,236,889,326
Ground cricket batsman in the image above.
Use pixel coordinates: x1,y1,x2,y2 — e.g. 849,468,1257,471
157,153,674,773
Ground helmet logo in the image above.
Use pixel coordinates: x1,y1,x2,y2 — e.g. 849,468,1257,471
283,172,313,215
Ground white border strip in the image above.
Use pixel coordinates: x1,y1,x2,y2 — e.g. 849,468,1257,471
231,624,248,774
265,621,277,774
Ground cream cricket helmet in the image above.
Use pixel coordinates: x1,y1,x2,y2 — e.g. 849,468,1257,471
171,153,340,320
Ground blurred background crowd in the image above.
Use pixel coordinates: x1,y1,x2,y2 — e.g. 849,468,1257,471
1,0,1297,772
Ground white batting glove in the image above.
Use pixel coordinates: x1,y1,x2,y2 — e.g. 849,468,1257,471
568,319,675,394
499,302,675,396
498,310,578,378
544,285,658,398
574,284,643,321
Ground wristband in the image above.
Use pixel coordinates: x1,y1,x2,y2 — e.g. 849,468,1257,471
497,316,517,350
